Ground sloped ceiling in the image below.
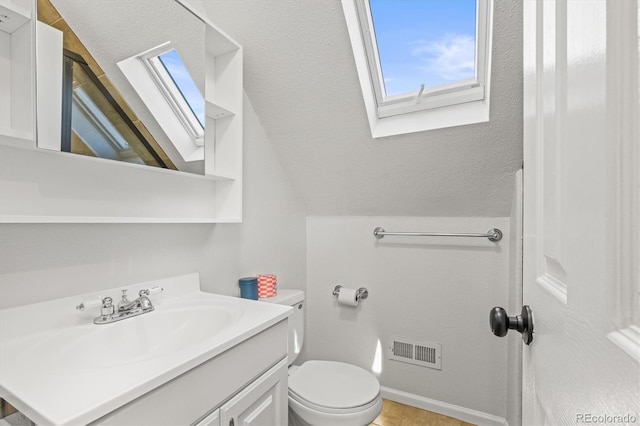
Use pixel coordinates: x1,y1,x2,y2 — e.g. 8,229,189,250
197,0,522,217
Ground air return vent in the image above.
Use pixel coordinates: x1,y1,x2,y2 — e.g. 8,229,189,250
388,336,442,370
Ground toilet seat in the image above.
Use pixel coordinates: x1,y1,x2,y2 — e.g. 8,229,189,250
289,361,380,412
287,361,383,425
289,390,381,415
288,360,380,410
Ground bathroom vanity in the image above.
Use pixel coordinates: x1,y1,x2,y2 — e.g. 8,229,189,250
0,274,291,425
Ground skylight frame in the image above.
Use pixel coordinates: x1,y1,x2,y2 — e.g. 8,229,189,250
140,44,205,147
354,0,490,119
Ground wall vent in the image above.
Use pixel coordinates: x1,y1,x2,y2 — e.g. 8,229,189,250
388,336,442,370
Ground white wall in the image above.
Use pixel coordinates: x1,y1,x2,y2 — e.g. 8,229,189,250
302,216,510,419
0,95,307,308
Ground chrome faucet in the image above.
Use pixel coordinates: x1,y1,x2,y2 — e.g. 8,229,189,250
118,289,154,312
93,289,156,325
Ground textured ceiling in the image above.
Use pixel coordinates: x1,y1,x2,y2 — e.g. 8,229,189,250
52,0,523,217
197,0,523,217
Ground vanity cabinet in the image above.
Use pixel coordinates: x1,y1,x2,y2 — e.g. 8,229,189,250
218,358,288,426
89,320,288,426
196,358,288,426
197,409,220,426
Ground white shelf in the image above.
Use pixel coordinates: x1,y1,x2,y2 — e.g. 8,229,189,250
1,142,235,181
176,0,240,57
202,20,243,220
202,170,236,182
0,215,242,224
0,1,30,33
205,28,240,57
0,128,33,146
205,100,235,120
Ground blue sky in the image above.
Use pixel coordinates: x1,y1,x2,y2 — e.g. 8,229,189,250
368,0,477,96
158,49,205,128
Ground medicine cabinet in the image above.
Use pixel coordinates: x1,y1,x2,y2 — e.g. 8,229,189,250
0,0,243,223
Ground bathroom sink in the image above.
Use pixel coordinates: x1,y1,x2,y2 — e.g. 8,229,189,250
31,301,243,369
0,274,291,426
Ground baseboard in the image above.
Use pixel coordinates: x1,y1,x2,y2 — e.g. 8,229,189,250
380,386,508,426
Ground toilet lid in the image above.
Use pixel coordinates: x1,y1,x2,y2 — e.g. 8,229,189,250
289,360,380,409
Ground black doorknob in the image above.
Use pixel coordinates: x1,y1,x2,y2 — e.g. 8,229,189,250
489,305,534,345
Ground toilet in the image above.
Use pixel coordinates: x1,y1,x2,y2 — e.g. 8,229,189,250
262,290,383,426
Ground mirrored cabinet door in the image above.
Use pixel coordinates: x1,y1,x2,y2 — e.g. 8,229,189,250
0,0,243,223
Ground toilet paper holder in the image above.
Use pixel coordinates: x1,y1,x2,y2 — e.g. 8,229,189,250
332,285,369,301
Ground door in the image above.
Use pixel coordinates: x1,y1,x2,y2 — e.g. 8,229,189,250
219,358,288,426
196,409,220,426
523,0,640,424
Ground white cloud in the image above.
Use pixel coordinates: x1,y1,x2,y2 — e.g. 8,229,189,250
411,34,475,82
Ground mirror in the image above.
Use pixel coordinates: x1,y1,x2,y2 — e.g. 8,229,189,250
36,0,206,175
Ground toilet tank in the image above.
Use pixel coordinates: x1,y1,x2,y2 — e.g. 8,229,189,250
261,289,304,365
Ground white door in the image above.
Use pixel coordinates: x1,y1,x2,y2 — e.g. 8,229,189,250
219,358,288,426
522,0,640,424
196,409,220,426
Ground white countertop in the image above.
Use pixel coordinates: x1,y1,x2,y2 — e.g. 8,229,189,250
0,274,291,425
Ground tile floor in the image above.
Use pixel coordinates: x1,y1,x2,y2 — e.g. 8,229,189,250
370,399,475,426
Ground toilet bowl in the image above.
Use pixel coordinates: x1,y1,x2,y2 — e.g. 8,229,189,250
287,361,383,426
261,290,382,426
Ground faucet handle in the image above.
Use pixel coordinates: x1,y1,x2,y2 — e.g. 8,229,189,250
75,297,103,311
139,286,164,297
101,297,114,316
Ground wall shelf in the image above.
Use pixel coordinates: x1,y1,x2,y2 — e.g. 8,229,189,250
170,0,244,221
0,128,33,143
0,215,241,224
0,1,31,33
205,100,235,120
201,23,243,220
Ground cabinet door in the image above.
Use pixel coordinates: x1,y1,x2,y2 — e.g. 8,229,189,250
219,358,288,426
195,409,220,426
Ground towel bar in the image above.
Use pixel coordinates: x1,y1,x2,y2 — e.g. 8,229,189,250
373,227,502,242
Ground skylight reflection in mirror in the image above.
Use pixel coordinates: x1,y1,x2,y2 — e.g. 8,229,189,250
368,0,477,97
157,49,205,129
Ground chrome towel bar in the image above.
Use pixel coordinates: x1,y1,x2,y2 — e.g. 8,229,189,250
373,227,503,242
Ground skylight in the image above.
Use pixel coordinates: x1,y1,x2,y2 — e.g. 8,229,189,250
343,0,492,137
368,0,477,97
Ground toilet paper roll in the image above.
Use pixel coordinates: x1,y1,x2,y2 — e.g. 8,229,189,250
337,287,359,307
